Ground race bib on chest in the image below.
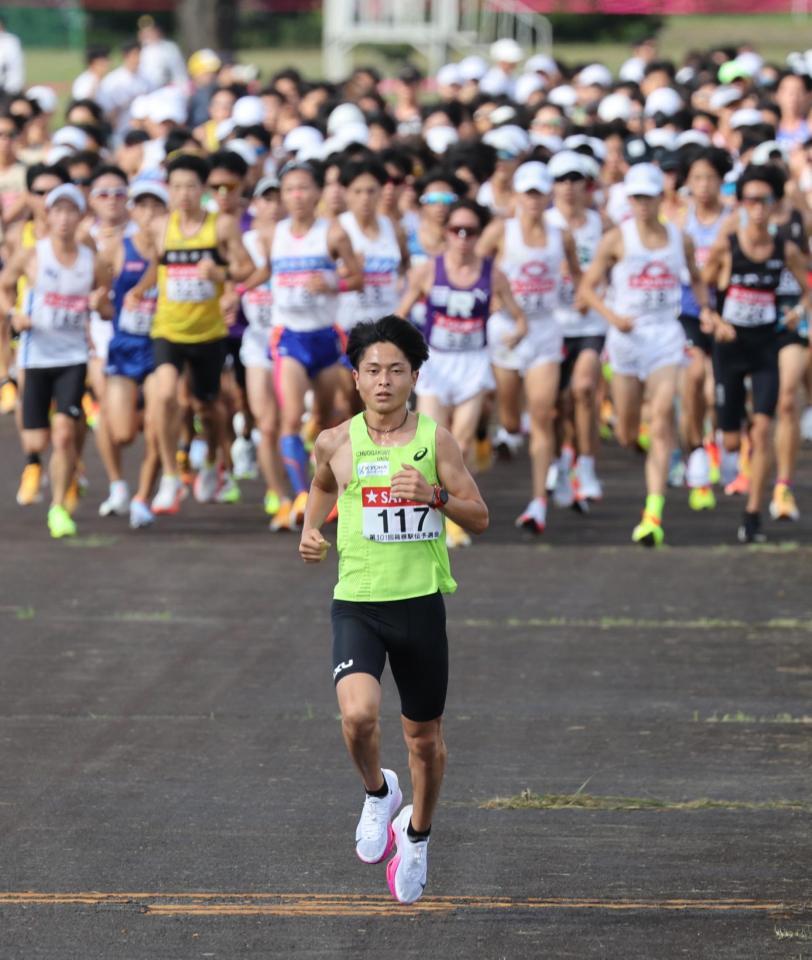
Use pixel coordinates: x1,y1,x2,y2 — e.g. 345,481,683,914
244,288,274,328
119,288,157,335
38,292,89,330
361,486,443,542
429,314,485,351
723,286,776,327
629,261,679,313
166,263,216,303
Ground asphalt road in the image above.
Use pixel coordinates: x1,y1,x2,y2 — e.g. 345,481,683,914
0,415,810,959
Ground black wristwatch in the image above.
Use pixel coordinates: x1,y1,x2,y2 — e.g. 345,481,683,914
431,485,449,509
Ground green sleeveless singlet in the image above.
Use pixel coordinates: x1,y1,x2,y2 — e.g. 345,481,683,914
333,412,457,602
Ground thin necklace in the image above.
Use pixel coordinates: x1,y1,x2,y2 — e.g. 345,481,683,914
364,409,409,441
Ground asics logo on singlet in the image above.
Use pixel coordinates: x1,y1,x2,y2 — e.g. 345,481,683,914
413,448,428,461
333,659,354,679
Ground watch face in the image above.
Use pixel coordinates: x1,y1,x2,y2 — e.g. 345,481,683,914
440,488,449,505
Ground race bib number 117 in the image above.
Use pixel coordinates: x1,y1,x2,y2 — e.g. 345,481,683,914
361,486,443,542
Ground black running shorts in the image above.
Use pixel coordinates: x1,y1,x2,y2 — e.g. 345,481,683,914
560,335,605,392
331,592,449,723
152,337,226,403
679,313,714,357
22,363,87,430
713,323,779,432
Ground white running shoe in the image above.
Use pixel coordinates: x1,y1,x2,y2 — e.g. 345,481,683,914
575,456,603,501
494,426,523,460
686,446,711,489
231,436,257,480
515,497,546,533
151,474,183,515
801,406,812,442
129,498,155,529
355,769,403,864
98,480,130,517
194,463,219,503
386,805,429,904
545,462,558,493
552,460,575,508
189,437,208,471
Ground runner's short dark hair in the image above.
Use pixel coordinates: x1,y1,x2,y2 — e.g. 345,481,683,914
736,162,786,201
209,149,249,179
89,163,128,185
26,163,70,190
166,153,211,183
339,157,387,188
346,315,430,371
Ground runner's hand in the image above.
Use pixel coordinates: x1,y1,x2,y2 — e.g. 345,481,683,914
783,304,803,331
610,312,634,333
714,319,737,343
699,306,719,334
391,464,433,503
502,318,528,350
123,289,141,312
305,273,335,295
88,287,108,312
220,290,239,323
299,528,331,563
197,257,220,281
10,312,31,332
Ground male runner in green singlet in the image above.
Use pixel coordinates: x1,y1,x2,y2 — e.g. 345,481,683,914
299,314,488,904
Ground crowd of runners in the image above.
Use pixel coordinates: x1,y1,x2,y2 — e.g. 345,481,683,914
1,23,812,546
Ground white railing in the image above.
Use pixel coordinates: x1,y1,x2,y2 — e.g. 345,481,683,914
323,0,552,81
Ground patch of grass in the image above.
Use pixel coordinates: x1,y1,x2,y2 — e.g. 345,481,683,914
482,789,812,812
775,926,812,942
14,606,34,620
702,711,812,725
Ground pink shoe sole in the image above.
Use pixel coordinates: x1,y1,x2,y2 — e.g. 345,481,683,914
356,822,395,865
386,853,401,900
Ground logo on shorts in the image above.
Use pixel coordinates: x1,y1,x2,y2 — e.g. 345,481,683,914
333,659,354,679
413,447,428,461
68,405,81,418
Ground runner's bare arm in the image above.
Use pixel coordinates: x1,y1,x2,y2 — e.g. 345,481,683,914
395,222,411,276
491,265,528,347
562,231,582,289
389,427,488,534
475,218,504,259
702,237,735,342
396,261,432,317
3,248,36,331
89,253,115,319
241,226,272,292
209,214,253,283
299,427,344,563
783,240,812,324
578,229,633,331
326,222,364,293
683,234,715,331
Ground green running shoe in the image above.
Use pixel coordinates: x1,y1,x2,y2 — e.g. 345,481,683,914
48,504,77,539
689,486,716,511
631,511,664,548
264,490,281,516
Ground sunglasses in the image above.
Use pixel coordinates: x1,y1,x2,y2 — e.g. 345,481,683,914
420,191,456,205
555,172,585,183
72,177,93,187
742,195,773,206
209,182,240,194
447,224,480,238
386,175,406,187
30,188,50,196
92,187,128,199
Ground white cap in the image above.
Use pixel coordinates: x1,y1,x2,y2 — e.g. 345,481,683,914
597,91,632,123
489,38,523,64
618,57,645,83
548,150,588,179
215,118,236,142
676,66,696,86
333,121,370,148
478,68,510,97
580,155,601,180
129,180,169,205
253,175,280,197
710,85,743,111
644,87,683,117
52,126,89,152
150,98,186,125
327,102,366,134
751,140,789,164
45,183,87,212
458,55,488,82
514,73,545,104
226,138,258,166
547,85,577,109
283,125,325,155
734,51,764,76
577,63,613,88
624,162,664,197
513,161,552,194
436,63,463,88
730,108,763,130
27,85,58,113
675,130,711,149
489,104,518,126
644,128,678,151
529,132,563,152
425,125,459,155
525,53,557,76
130,94,152,121
44,145,74,166
232,96,265,128
483,124,530,157
563,134,606,161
